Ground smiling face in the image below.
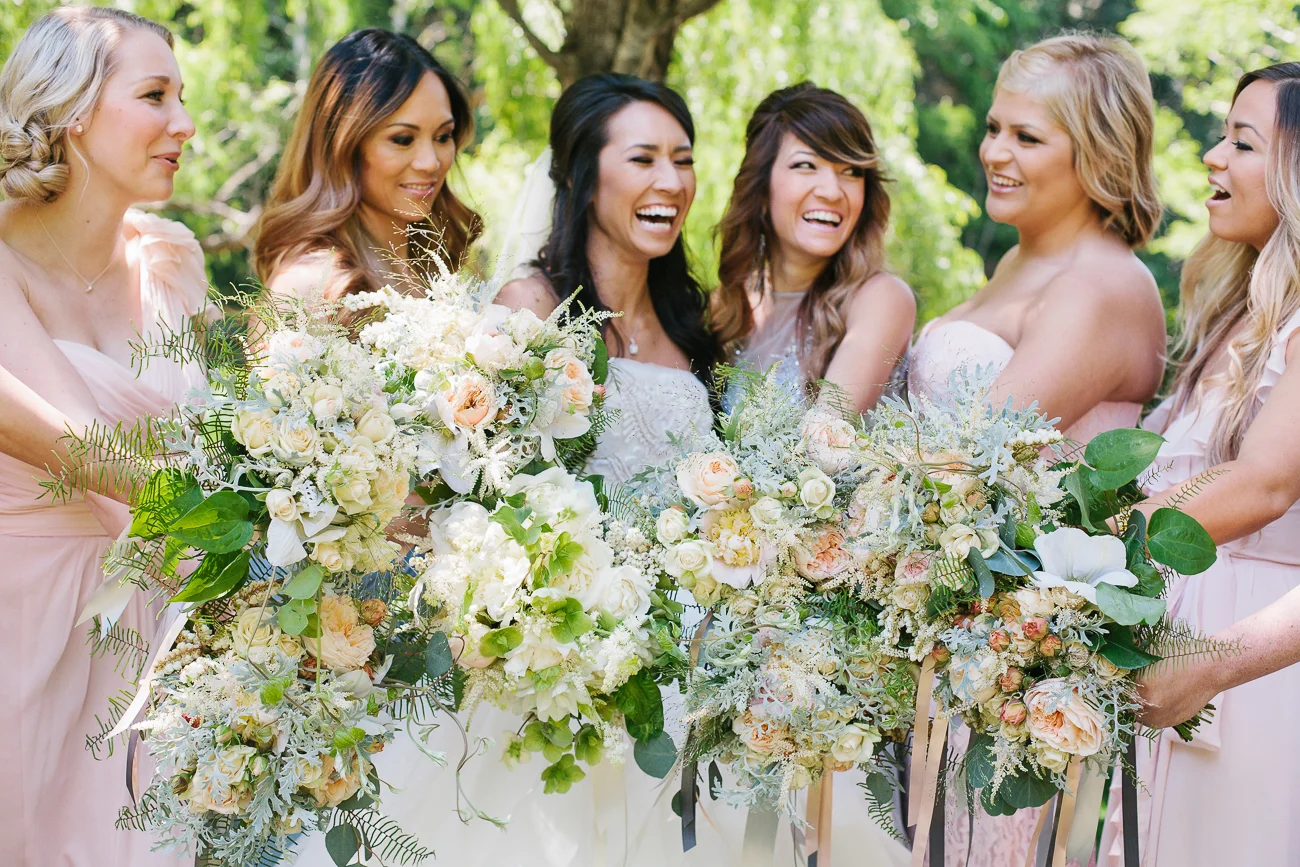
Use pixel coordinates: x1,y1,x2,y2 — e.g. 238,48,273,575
78,29,194,204
766,132,866,267
979,87,1090,229
358,71,457,230
588,100,696,261
1204,79,1280,251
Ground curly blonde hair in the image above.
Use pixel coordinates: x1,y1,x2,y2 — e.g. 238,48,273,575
0,7,172,203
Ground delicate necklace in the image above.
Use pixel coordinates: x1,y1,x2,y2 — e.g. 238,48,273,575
621,310,644,356
37,215,115,293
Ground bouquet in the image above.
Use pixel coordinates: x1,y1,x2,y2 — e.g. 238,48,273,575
634,371,915,815
343,276,608,496
856,369,1220,819
408,463,684,793
62,298,456,866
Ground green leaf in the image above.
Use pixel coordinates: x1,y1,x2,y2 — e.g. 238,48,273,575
480,626,523,658
1063,468,1099,532
325,823,362,866
278,598,315,635
1084,429,1165,490
541,720,574,748
167,492,255,553
1147,508,1216,575
1099,625,1160,670
170,550,251,604
966,547,995,598
980,784,1017,817
986,546,1038,577
1130,559,1165,597
615,669,664,742
282,564,324,600
491,504,542,548
965,732,996,790
1122,510,1149,568
424,632,454,679
591,338,609,385
1095,582,1167,626
1000,769,1058,809
129,469,201,540
574,724,604,765
633,730,677,778
540,533,586,586
541,754,587,794
547,596,594,644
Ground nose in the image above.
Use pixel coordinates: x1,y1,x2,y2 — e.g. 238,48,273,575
982,131,1012,167
652,156,686,194
814,167,847,202
170,101,195,143
1204,137,1230,171
411,139,443,175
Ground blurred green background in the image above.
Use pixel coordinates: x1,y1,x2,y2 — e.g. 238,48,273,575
1,0,1290,322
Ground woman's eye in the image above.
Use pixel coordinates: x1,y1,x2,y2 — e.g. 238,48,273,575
985,123,998,136
144,90,165,102
1233,140,1254,152
1017,132,1040,145
675,157,695,167
845,166,866,178
630,156,654,165
391,135,414,146
435,133,454,145
792,160,816,170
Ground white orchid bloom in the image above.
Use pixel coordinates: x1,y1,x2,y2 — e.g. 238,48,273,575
1031,527,1138,604
266,502,343,568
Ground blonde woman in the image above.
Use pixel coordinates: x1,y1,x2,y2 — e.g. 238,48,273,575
712,83,916,413
0,8,206,865
903,35,1167,864
1095,62,1300,867
254,28,481,309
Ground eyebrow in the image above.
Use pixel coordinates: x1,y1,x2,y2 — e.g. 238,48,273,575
386,117,455,131
626,143,693,153
1233,121,1263,137
136,74,172,85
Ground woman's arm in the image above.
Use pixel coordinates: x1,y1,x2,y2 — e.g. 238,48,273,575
988,270,1165,431
495,275,560,318
821,273,916,413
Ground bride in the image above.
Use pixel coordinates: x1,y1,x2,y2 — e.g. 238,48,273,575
375,73,720,867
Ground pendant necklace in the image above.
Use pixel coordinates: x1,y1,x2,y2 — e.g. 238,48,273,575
623,311,644,356
37,215,114,294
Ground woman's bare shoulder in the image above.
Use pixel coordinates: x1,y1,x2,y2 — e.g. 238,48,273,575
266,250,344,303
496,273,560,317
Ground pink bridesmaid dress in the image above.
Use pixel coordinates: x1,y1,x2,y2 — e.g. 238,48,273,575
1095,310,1300,866
908,318,1142,867
0,210,208,866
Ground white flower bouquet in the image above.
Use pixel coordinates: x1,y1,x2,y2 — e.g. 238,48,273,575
409,465,683,793
856,369,1220,817
632,370,915,814
343,273,609,496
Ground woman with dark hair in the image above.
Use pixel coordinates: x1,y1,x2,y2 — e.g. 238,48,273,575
713,82,915,413
499,72,720,484
254,28,481,310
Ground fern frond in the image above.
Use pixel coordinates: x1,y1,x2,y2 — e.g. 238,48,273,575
115,790,163,831
87,622,150,680
1163,468,1229,513
86,686,136,759
1140,618,1241,670
40,415,171,504
329,807,434,865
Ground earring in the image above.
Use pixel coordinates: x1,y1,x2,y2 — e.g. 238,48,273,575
74,124,83,134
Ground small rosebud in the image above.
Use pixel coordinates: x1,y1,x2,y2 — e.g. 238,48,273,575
523,357,547,380
999,667,1023,692
1065,641,1091,668
930,645,951,665
732,478,754,500
171,774,191,795
921,503,941,524
953,614,975,630
593,384,607,398
780,481,798,499
1022,617,1049,641
996,598,1021,621
965,490,988,510
215,724,234,745
360,598,388,626
1000,699,1028,726
988,630,1010,652
367,740,387,754
1039,634,1063,657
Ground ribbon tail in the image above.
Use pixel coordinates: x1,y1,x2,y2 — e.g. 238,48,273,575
1051,757,1083,867
907,656,937,828
680,761,698,852
909,716,948,867
1122,737,1140,867
591,759,625,867
741,810,780,867
109,607,186,740
1065,759,1107,864
1023,799,1053,867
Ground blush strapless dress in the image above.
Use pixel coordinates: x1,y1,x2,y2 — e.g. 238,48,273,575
0,210,208,866
908,318,1142,867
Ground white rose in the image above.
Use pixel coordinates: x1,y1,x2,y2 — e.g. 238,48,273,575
831,723,882,764
265,489,299,523
1033,742,1072,774
797,467,836,515
939,524,981,561
506,308,545,345
749,496,783,527
451,621,496,669
802,411,857,474
271,416,319,466
260,369,300,407
231,407,276,457
310,540,352,574
308,383,346,421
677,452,741,509
596,564,652,621
355,408,397,444
230,608,282,658
466,304,524,371
655,508,691,545
890,582,930,612
666,540,713,579
333,472,375,516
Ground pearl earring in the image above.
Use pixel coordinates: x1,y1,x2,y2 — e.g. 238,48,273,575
74,124,83,134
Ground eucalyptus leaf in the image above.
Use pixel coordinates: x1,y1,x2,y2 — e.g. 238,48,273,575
966,547,995,598
986,546,1037,577
1099,625,1161,670
1147,508,1216,575
1095,582,1167,626
633,730,677,778
277,598,314,635
282,564,325,600
424,632,454,679
325,823,362,866
965,732,997,790
1084,428,1164,490
1000,769,1058,809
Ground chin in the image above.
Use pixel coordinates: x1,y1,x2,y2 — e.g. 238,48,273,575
984,198,1025,227
792,235,846,260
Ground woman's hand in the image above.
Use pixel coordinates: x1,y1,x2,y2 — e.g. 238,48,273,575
1135,660,1223,729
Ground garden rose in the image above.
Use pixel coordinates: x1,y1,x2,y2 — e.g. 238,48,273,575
439,372,497,431
1024,680,1105,757
230,608,281,659
894,551,932,586
831,723,881,764
802,410,857,474
677,452,741,508
304,594,375,672
271,416,319,466
797,467,836,516
231,407,276,456
265,489,299,523
356,408,397,444
749,496,783,527
655,508,691,545
665,539,713,579
332,473,375,516
308,383,346,421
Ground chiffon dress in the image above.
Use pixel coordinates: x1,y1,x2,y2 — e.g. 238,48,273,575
1095,309,1300,866
908,318,1142,867
0,211,208,866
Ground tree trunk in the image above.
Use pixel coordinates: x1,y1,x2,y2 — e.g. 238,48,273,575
497,0,724,88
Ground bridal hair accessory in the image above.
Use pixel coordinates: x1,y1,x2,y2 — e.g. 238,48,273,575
37,215,113,293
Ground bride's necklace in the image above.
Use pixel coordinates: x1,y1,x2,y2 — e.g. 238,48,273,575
621,310,645,356
37,215,115,294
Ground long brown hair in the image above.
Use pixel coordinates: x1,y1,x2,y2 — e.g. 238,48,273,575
254,29,481,300
1171,62,1300,464
712,83,891,381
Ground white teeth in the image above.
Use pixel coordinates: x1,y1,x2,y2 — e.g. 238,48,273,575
636,205,678,219
1210,181,1228,194
803,210,842,226
989,173,1023,188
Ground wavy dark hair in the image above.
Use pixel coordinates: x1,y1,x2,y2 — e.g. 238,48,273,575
536,73,720,385
712,83,891,381
255,28,482,305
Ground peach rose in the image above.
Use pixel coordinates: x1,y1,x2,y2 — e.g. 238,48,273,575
439,372,497,431
1024,679,1105,757
301,753,365,808
304,593,375,672
545,347,595,412
677,452,741,508
802,410,857,474
794,528,854,583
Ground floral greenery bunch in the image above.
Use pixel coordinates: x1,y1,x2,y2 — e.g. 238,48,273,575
630,370,915,813
57,295,459,866
856,369,1219,817
341,270,610,496
409,463,685,794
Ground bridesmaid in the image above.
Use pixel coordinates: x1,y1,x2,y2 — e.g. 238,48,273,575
904,34,1167,865
711,82,916,413
1097,62,1300,867
0,8,206,865
254,28,482,307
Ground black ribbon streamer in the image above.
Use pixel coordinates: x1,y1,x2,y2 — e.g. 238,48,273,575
928,739,947,867
1122,737,1140,867
680,760,698,851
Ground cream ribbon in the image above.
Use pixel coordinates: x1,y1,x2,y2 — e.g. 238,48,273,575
1021,756,1083,867
591,758,626,866
805,758,835,866
741,810,780,867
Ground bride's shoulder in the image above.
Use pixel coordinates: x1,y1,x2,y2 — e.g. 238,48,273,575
496,271,560,318
267,249,344,303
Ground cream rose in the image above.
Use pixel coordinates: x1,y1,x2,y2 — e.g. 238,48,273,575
749,496,783,527
271,416,319,466
545,347,595,412
308,383,346,421
797,467,836,516
304,594,376,671
793,529,853,583
265,489,299,523
939,523,997,561
369,467,410,517
665,539,713,579
595,564,652,621
677,452,741,508
231,407,276,457
310,540,352,574
1024,679,1106,757
230,608,281,659
302,753,365,808
890,582,930,612
439,372,497,431
802,411,857,474
260,369,300,407
690,573,723,606
356,408,397,444
831,723,882,764
655,508,691,545
333,473,375,516
1033,742,1072,774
